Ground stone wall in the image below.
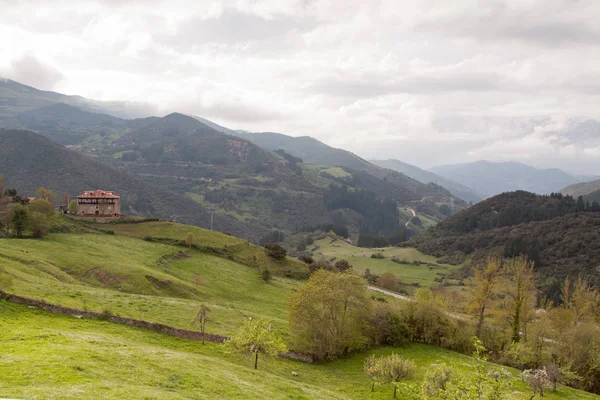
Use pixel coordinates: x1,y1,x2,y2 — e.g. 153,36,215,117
0,291,314,362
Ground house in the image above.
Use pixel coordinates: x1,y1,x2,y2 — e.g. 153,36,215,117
76,190,121,217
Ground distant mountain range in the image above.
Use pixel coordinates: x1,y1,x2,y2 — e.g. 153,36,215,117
0,78,156,119
430,160,595,198
0,81,468,243
370,159,481,203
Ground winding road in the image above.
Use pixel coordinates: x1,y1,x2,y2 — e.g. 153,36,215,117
404,208,416,227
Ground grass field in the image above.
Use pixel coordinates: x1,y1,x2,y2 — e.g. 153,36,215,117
105,220,309,278
0,233,298,335
0,302,595,400
311,235,461,286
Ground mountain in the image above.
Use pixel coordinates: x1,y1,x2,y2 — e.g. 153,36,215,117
0,78,156,119
412,191,600,294
0,80,470,243
560,178,600,198
0,129,251,238
1,103,138,145
371,159,482,203
430,160,585,198
231,131,462,205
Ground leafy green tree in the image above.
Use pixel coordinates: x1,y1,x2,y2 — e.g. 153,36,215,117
469,258,501,338
68,199,78,215
502,256,537,343
28,199,54,216
226,318,286,370
36,187,56,206
264,243,287,259
192,303,212,345
334,259,351,271
9,203,29,237
288,270,371,360
378,272,399,291
28,211,50,238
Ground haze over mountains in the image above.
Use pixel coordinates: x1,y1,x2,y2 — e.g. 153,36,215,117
430,160,595,199
1,78,599,209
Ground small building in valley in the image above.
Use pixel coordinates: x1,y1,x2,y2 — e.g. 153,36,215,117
76,190,121,217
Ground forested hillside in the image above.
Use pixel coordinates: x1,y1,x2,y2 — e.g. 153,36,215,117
0,97,467,244
412,191,600,294
434,191,599,235
0,129,251,238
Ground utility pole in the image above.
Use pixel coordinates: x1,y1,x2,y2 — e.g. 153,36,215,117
210,211,214,230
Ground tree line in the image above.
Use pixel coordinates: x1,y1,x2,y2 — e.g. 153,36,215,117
0,176,57,239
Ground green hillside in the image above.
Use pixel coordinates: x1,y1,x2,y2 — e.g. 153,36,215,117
5,302,593,400
309,234,462,288
0,222,307,335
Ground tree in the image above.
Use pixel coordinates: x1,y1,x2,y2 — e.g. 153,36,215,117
36,187,56,206
192,304,212,344
469,258,501,338
264,243,287,260
334,259,351,272
226,318,286,370
364,353,416,397
522,368,551,398
502,256,536,343
28,211,50,238
288,270,371,360
68,199,78,215
191,274,206,288
28,199,54,217
378,272,399,291
9,203,29,237
185,232,195,249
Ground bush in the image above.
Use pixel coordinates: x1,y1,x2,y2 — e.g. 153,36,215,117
298,254,314,265
378,272,399,291
421,364,453,398
260,268,272,282
370,253,385,259
264,243,287,260
334,259,351,271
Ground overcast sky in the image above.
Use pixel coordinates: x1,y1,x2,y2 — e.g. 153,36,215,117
2,0,600,174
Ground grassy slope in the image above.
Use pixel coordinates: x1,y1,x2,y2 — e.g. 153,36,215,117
106,220,308,278
312,236,461,286
1,302,595,400
0,233,297,336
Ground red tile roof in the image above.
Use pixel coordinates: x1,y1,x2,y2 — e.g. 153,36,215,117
76,190,120,199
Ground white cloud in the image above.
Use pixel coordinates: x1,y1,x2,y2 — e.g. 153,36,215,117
1,0,600,173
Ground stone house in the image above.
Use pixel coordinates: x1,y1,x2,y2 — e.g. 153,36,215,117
76,190,121,217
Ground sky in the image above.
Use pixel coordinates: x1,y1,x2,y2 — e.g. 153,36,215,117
2,0,600,174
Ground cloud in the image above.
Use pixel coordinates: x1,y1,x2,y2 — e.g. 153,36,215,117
1,0,600,173
1,54,64,90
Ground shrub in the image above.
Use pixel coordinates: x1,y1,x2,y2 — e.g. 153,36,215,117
371,253,385,259
264,243,287,260
421,364,453,398
334,259,351,271
260,268,272,282
298,254,314,265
